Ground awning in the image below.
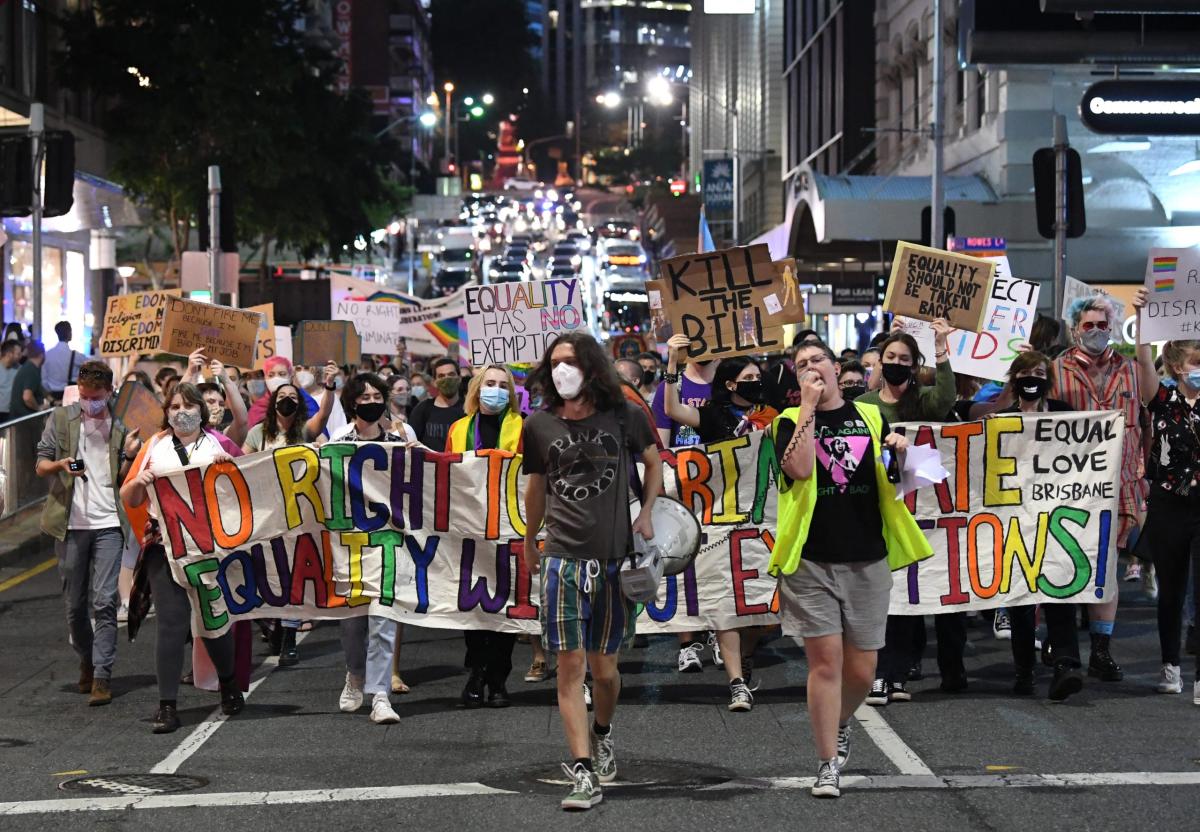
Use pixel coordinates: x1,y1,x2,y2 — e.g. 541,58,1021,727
2,172,142,237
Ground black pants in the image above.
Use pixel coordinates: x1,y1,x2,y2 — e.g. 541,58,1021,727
1009,604,1080,670
463,630,516,689
1146,495,1200,671
878,613,966,682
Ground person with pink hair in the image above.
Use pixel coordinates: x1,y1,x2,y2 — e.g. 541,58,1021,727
247,356,326,428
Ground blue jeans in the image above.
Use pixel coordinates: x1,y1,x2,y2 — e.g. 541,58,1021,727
56,528,123,680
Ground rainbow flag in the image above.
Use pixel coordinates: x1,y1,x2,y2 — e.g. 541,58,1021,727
1153,256,1178,273
426,316,461,349
1155,277,1175,293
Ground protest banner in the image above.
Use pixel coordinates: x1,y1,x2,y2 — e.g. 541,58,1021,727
330,274,468,357
158,297,264,369
463,278,584,366
942,257,1041,381
98,289,181,358
151,432,781,637
113,380,164,441
1138,246,1200,342
1061,276,1126,328
883,241,994,331
294,320,362,367
248,304,275,371
886,411,1122,615
654,244,805,361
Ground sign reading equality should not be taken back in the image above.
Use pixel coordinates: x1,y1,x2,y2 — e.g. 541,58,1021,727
883,241,994,332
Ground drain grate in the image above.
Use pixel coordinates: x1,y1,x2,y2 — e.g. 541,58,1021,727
58,773,209,796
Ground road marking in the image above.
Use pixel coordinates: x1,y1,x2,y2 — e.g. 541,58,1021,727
0,557,56,593
0,782,514,816
149,631,309,775
51,771,87,777
7,771,1200,815
852,705,936,777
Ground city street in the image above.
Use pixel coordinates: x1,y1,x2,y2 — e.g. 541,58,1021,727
1,532,1197,830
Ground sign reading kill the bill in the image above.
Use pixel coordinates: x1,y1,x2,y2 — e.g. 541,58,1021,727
1138,247,1200,342
463,278,584,366
884,241,994,331
655,244,805,361
158,297,265,369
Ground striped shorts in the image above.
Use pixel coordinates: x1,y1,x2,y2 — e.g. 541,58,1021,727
540,556,636,655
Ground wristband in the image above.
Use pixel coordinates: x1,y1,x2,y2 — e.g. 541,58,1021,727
662,371,680,384
325,382,337,391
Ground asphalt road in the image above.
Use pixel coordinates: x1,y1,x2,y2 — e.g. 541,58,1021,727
1,523,1197,830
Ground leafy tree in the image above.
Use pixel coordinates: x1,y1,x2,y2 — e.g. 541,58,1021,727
56,0,394,283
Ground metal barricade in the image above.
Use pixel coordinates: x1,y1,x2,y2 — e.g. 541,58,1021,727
0,411,50,520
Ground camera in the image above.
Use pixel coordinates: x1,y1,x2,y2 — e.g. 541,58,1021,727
68,459,85,473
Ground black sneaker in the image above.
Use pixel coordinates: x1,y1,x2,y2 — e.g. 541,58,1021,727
811,761,841,798
865,678,888,706
152,704,180,734
907,661,924,681
888,680,912,702
836,723,852,769
1013,668,1035,696
279,628,299,667
940,673,969,693
462,671,485,709
220,682,244,716
1048,662,1083,702
486,685,512,708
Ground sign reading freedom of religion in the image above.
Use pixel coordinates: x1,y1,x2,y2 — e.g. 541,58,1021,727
152,414,1119,637
463,278,584,366
1138,246,1200,342
650,244,805,361
884,241,994,331
99,289,181,358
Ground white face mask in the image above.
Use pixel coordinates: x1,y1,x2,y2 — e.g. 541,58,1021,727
294,370,315,389
265,376,288,393
551,363,584,400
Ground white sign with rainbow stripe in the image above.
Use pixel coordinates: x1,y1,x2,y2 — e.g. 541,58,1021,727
1140,246,1200,343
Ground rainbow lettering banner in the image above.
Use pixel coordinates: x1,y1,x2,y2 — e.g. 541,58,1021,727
1140,246,1200,342
152,415,1119,637
885,411,1121,616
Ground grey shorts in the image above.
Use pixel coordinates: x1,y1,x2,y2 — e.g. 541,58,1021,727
779,558,892,650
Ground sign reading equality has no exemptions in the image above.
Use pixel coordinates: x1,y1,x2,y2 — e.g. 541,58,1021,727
463,278,585,366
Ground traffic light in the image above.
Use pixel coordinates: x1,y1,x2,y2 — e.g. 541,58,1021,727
0,135,31,216
42,131,75,218
920,206,956,248
1033,147,1086,239
0,129,75,217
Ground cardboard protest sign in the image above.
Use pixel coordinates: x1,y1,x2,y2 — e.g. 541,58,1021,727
294,320,362,367
883,241,994,331
1138,247,1200,343
113,380,163,441
1061,276,1126,328
885,412,1122,615
330,274,468,357
655,244,805,361
943,256,1041,381
158,297,264,369
99,289,181,358
463,278,584,366
248,304,275,371
152,431,780,637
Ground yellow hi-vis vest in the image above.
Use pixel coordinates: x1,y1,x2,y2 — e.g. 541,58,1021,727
768,400,933,577
446,409,523,453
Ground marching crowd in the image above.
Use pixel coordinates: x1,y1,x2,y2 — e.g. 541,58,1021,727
19,285,1200,810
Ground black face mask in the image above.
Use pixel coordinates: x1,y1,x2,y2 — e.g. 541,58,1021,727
356,401,387,423
733,380,765,404
841,384,868,401
880,362,913,387
275,397,299,417
641,369,657,387
1015,376,1051,402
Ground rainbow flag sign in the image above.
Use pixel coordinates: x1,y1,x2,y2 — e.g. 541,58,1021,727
1141,247,1200,343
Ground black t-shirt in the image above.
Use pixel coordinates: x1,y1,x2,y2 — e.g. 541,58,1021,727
408,397,465,449
775,402,888,564
765,362,802,413
478,412,502,450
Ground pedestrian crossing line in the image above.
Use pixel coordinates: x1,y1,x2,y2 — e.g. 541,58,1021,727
149,631,310,775
0,557,56,593
5,771,1200,815
852,704,936,777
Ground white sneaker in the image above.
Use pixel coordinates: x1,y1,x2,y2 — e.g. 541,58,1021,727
583,682,592,709
1193,679,1200,706
677,642,704,673
707,632,724,667
993,610,1012,640
369,692,400,724
116,602,129,624
1157,663,1183,694
339,673,365,712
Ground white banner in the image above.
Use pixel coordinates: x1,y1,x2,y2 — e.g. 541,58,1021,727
463,278,586,366
330,274,466,357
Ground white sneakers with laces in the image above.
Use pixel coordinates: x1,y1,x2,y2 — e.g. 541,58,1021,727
1157,663,1183,694
993,609,1012,640
339,673,365,712
811,760,841,798
677,641,704,673
707,631,724,667
369,692,400,724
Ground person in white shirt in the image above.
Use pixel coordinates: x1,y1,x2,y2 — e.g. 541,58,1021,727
42,321,84,399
